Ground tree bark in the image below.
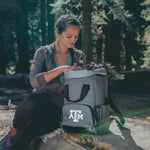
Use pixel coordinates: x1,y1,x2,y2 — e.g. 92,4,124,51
96,33,103,64
104,20,121,71
16,1,30,73
0,53,7,74
81,0,92,63
125,31,133,70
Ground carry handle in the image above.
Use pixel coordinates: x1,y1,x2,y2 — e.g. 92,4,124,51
64,84,90,102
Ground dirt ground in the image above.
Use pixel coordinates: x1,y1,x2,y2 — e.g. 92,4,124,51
0,87,150,149
0,87,32,141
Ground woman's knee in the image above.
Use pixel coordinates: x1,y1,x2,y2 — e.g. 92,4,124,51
13,93,39,128
19,93,38,108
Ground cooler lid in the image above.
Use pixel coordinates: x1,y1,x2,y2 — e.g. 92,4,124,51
64,68,107,79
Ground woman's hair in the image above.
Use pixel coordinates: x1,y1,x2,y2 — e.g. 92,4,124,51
55,15,80,34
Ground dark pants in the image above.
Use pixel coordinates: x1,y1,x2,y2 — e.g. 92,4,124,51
8,93,62,150
13,93,62,136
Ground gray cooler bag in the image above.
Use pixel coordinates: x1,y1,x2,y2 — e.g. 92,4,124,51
62,68,111,133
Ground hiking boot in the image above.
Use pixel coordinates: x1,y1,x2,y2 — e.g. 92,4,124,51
2,134,16,150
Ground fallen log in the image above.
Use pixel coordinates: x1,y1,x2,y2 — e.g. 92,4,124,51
116,69,150,93
0,73,30,88
120,69,150,77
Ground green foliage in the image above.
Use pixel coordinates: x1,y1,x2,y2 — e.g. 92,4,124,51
104,63,125,86
94,0,134,32
141,29,150,69
141,0,150,21
50,0,67,17
140,0,150,69
50,0,81,20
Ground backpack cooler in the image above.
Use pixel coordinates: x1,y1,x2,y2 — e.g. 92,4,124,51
62,68,112,134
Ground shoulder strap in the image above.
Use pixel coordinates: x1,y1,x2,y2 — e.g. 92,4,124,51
105,95,125,125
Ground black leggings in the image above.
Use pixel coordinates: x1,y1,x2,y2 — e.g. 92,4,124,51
13,93,62,136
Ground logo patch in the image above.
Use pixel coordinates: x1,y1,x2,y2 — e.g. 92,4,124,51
69,109,83,122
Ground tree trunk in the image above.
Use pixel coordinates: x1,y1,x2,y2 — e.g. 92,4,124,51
96,33,103,64
0,73,29,87
125,31,132,70
0,61,7,74
47,0,55,44
16,2,30,73
75,31,82,50
104,24,111,63
81,0,92,64
104,20,121,71
40,0,47,45
0,51,7,74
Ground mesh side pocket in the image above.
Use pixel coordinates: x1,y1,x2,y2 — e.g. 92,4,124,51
94,105,111,135
101,105,110,120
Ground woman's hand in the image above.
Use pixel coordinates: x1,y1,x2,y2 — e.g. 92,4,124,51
44,65,82,83
60,65,82,72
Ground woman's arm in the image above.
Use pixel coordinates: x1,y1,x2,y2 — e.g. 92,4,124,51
29,48,47,88
29,47,82,88
43,65,82,83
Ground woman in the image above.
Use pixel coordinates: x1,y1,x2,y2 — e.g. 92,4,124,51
3,15,86,150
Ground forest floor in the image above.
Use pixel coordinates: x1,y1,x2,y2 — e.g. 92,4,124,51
0,86,150,149
0,87,32,141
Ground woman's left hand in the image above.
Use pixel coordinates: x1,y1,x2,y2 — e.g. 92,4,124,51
60,65,82,73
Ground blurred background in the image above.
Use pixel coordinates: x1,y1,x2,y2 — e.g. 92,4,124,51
0,0,150,92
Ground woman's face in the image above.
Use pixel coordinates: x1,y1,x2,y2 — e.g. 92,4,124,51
57,25,80,49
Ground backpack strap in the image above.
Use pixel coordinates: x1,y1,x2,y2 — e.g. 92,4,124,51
64,84,90,102
105,95,125,125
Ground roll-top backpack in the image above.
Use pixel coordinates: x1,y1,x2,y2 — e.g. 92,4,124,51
61,68,124,134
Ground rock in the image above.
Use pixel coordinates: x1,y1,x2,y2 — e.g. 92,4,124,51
27,127,113,150
28,129,86,150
